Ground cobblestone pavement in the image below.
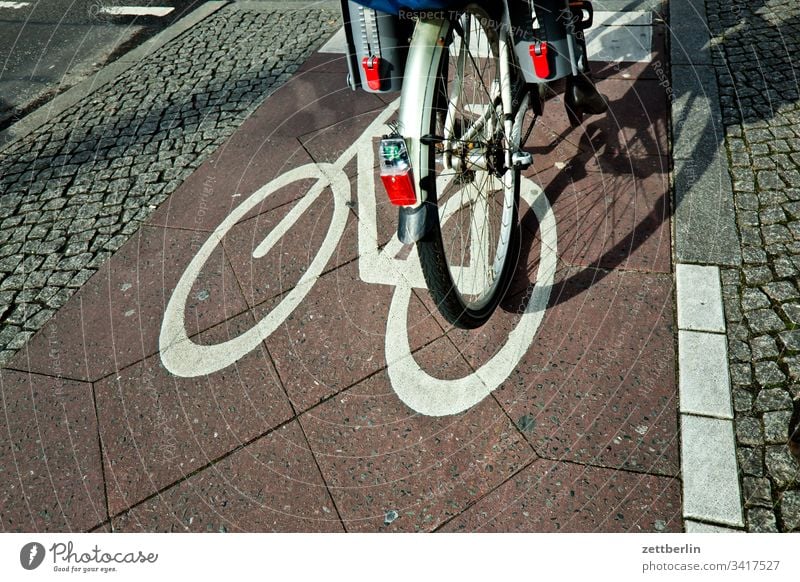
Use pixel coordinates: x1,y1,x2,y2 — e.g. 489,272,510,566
0,1,341,367
705,0,800,531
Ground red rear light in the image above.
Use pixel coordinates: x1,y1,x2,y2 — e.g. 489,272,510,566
380,170,417,206
378,137,417,207
362,56,382,91
530,41,550,79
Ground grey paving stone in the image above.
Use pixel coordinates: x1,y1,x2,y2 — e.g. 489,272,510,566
779,331,800,352
682,414,744,527
736,417,763,447
780,490,800,531
728,340,751,362
750,335,780,360
764,411,793,445
747,508,779,532
676,264,726,332
670,0,711,66
763,281,800,303
730,363,752,386
738,447,764,477
673,153,741,266
755,361,787,387
743,476,773,508
786,357,800,382
672,65,722,160
733,388,753,413
679,331,733,418
741,288,770,312
765,446,800,489
743,267,774,286
746,309,786,335
755,388,794,412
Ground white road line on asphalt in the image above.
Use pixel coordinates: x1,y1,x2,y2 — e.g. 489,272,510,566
0,2,31,9
99,6,175,17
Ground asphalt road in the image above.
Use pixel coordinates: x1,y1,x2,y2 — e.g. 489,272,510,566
0,0,211,129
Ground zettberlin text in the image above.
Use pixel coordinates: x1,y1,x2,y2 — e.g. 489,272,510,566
642,544,701,554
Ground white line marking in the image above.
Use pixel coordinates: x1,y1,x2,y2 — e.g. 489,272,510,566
0,2,31,9
585,26,653,63
160,97,557,418
99,6,175,17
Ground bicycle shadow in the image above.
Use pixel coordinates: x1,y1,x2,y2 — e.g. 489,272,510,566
503,0,798,313
503,64,670,308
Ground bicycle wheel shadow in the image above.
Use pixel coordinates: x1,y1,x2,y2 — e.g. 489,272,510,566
502,63,671,310
502,0,799,314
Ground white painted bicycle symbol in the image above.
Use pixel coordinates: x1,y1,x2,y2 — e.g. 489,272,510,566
159,99,558,416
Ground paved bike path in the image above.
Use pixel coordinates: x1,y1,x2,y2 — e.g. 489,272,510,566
1,24,681,531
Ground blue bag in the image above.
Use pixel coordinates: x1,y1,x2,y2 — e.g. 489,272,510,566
352,0,467,15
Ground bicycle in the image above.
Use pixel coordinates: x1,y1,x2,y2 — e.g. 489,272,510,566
349,0,605,328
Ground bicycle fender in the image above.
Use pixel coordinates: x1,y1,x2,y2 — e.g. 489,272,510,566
397,202,436,244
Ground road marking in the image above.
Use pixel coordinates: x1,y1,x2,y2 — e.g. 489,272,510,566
0,2,31,9
160,97,556,417
99,6,175,17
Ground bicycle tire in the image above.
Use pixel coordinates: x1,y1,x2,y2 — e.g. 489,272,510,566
414,4,525,329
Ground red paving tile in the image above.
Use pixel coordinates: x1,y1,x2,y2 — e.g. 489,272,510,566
8,225,247,383
111,421,343,532
146,139,315,232
492,266,679,477
97,313,293,515
299,105,393,178
299,340,537,532
249,69,386,139
263,261,443,413
296,52,351,76
535,155,671,272
221,191,360,308
440,459,682,532
0,370,107,532
539,78,668,159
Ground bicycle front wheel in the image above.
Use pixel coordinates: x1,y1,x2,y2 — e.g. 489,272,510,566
414,5,523,329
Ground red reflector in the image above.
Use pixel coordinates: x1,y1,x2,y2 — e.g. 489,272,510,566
362,56,382,91
529,42,550,79
380,170,417,206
